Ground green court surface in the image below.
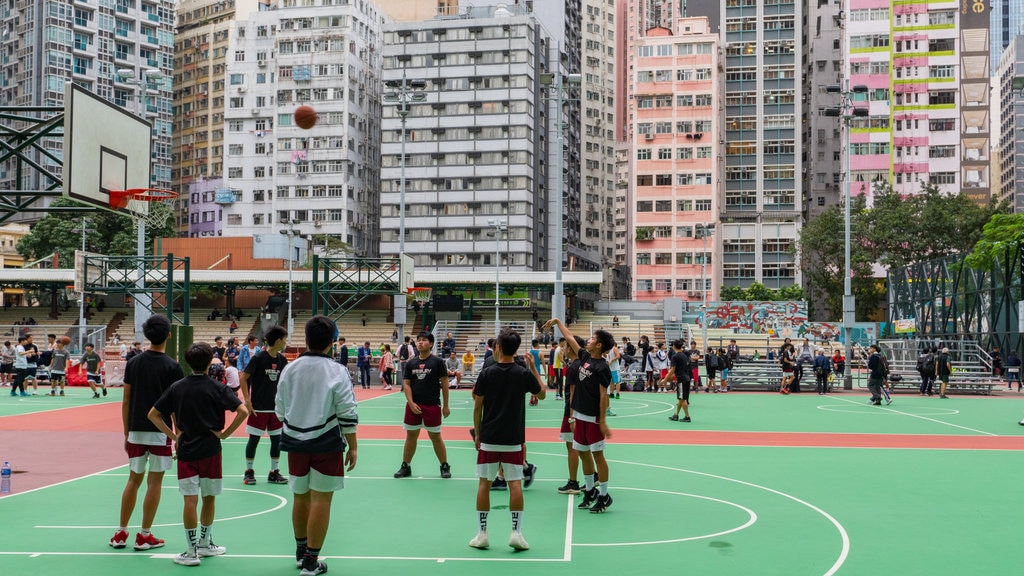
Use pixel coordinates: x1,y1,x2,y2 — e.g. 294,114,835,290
2,389,1024,574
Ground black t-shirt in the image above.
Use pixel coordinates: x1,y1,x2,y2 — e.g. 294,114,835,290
937,353,952,376
212,345,227,361
670,350,691,383
244,350,288,411
473,362,541,446
153,374,242,461
124,351,185,433
571,349,611,418
404,354,447,405
24,343,38,365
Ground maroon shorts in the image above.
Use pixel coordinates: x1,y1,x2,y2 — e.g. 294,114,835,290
177,453,223,481
288,451,346,493
247,411,283,435
476,448,525,466
659,368,668,380
572,419,606,452
126,441,173,458
559,415,573,442
549,365,556,377
404,404,442,431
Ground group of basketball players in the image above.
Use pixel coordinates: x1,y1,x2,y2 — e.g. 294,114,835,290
107,312,618,573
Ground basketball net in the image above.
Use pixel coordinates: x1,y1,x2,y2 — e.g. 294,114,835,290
110,188,177,230
408,286,432,304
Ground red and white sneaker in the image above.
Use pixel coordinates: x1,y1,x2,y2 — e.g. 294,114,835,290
109,529,129,549
134,532,165,551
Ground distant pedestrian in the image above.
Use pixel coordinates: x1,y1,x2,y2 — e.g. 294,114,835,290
936,347,953,399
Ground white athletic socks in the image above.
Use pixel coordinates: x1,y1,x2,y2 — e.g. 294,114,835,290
185,527,198,555
598,482,609,496
584,475,595,491
477,511,489,532
511,511,523,533
199,524,211,547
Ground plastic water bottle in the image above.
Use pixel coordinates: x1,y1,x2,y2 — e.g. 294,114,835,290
1,461,10,493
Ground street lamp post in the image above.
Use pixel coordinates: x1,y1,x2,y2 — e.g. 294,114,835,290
826,83,869,389
697,223,714,349
116,67,164,342
383,71,426,347
77,219,87,352
540,68,581,335
281,218,298,336
488,219,508,337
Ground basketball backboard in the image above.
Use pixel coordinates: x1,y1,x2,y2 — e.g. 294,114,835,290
63,82,152,217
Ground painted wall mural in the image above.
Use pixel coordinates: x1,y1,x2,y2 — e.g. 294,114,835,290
696,301,840,341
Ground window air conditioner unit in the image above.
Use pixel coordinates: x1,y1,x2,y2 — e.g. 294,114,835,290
237,86,247,93
257,60,266,67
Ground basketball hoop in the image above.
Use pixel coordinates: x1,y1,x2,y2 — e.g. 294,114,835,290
407,286,432,304
109,188,178,229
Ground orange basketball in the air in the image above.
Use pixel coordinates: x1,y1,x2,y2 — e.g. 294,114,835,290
294,105,317,129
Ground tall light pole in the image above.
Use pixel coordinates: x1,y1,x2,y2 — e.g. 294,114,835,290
116,67,164,341
281,218,298,336
540,67,581,334
826,83,868,389
488,219,508,336
697,223,714,350
77,219,87,352
383,71,425,346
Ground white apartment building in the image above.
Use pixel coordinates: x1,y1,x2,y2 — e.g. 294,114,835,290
220,1,386,255
379,5,554,271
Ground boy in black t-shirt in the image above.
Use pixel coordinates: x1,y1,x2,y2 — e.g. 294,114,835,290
394,331,452,479
542,318,616,514
240,326,289,485
659,339,692,422
470,327,545,551
149,342,248,566
556,336,587,495
110,315,185,552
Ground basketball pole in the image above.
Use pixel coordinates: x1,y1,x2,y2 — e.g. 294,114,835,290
134,219,149,343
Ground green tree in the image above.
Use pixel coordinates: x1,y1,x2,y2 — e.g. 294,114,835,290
798,181,1006,322
964,213,1024,270
719,285,746,300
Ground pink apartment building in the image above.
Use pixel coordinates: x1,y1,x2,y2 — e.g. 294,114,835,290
630,17,721,301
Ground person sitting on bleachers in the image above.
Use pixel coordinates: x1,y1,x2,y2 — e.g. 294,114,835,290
446,351,462,388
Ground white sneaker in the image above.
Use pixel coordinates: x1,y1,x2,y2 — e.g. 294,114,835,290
197,542,226,557
469,531,489,549
508,531,529,551
173,552,201,566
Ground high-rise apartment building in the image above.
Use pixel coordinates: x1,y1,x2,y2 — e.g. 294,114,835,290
721,0,802,291
0,0,175,202
991,1,1024,74
841,2,986,201
629,17,721,302
219,1,385,254
998,36,1024,213
801,0,843,222
379,5,553,271
173,0,266,237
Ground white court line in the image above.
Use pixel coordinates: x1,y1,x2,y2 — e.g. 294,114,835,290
0,399,118,419
831,396,999,436
573,487,757,547
35,488,287,529
584,454,850,576
0,463,127,501
562,493,574,561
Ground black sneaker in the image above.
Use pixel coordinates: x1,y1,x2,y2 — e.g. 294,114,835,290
681,416,691,423
300,559,328,576
523,462,536,488
668,414,679,421
578,488,598,509
557,480,581,494
589,493,613,514
102,387,107,396
394,462,412,478
491,477,508,491
440,462,452,479
268,470,288,484
243,469,256,485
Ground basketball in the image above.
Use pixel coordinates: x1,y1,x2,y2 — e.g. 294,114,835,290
60,336,71,345
294,105,317,130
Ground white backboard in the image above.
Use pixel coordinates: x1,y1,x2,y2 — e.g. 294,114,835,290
64,82,153,217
